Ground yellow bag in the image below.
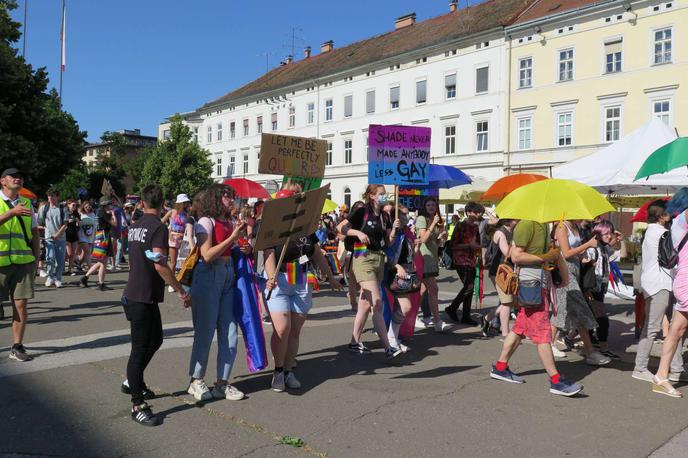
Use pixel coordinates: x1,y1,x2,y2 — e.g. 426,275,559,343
176,245,200,286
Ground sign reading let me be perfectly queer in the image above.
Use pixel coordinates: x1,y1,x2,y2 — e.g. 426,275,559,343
259,133,327,179
367,125,431,186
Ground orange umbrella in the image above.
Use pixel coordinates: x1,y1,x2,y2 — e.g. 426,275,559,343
480,173,548,202
19,187,37,199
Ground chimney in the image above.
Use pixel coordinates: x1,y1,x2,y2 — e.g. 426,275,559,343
286,54,293,64
304,46,311,59
449,0,458,12
395,13,416,30
320,40,334,53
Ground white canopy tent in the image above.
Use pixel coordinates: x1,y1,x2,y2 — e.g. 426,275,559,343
552,117,683,195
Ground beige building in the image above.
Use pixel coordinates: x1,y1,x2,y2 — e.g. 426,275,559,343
83,129,158,167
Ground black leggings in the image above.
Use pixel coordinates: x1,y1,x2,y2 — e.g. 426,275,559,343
448,265,475,319
123,299,163,405
596,316,610,343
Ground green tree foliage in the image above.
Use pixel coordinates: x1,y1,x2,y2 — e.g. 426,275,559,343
139,115,213,199
0,0,87,194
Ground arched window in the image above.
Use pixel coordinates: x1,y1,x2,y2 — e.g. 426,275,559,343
344,187,352,209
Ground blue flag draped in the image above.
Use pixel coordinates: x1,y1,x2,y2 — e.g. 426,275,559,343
232,247,268,373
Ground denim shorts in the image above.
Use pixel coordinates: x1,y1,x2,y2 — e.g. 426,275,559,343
267,272,312,314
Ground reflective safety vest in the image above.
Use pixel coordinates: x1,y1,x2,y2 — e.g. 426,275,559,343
0,196,35,266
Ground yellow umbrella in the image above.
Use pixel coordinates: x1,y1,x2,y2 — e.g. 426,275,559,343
495,179,615,223
322,199,339,214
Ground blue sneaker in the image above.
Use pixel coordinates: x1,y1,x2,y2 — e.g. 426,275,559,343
550,378,583,397
490,365,525,384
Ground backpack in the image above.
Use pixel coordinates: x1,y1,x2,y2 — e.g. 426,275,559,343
658,230,688,269
485,227,510,275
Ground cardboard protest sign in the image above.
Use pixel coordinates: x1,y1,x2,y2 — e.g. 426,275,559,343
259,133,327,179
255,184,330,251
368,125,431,186
101,179,113,197
398,187,439,212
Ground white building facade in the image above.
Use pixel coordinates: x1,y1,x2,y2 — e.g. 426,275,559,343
160,1,530,208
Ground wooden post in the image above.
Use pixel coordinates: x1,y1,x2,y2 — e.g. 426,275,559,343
394,185,399,218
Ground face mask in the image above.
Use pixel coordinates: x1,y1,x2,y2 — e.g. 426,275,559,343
377,194,388,205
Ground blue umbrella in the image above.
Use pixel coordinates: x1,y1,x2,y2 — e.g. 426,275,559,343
422,164,472,189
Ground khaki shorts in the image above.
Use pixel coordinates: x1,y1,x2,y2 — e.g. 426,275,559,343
352,251,386,283
0,262,36,301
490,275,514,305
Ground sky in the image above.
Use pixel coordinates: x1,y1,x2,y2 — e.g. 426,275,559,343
10,0,485,142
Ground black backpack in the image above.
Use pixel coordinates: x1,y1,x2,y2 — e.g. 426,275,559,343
658,230,688,269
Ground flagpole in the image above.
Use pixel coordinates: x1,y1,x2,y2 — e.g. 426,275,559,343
59,0,65,102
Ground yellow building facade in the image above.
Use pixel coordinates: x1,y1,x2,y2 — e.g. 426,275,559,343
505,0,687,175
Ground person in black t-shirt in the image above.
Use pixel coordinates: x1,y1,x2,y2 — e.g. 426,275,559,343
264,186,341,392
121,184,191,427
337,184,399,358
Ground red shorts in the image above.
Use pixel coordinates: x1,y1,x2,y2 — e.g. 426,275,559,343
512,291,551,344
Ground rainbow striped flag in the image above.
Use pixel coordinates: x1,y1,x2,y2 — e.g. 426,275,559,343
326,253,342,274
285,261,307,285
353,242,368,258
307,271,320,291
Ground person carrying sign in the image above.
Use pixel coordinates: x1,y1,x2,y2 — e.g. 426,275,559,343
264,184,342,392
337,184,403,358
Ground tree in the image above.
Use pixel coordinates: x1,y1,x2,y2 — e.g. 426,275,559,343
0,0,87,194
139,115,213,199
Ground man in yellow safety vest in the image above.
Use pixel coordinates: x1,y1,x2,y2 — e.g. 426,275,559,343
0,168,40,362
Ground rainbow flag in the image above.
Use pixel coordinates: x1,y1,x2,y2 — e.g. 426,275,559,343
326,253,342,274
307,271,320,291
353,242,367,258
285,261,307,285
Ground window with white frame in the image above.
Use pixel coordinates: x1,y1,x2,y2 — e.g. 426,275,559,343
230,122,235,139
207,125,212,143
653,99,671,125
558,49,574,81
216,156,222,177
257,116,262,134
326,141,332,166
605,106,621,142
390,86,400,110
217,123,223,141
416,80,427,104
654,28,672,64
271,113,277,131
519,57,532,88
557,112,573,146
243,154,249,174
192,127,198,143
289,106,295,127
344,187,351,209
517,117,532,150
476,121,488,152
243,119,249,136
344,139,353,164
344,95,353,118
307,103,315,124
605,39,622,73
162,129,170,140
325,99,333,121
475,66,489,94
366,90,376,113
229,156,235,177
444,125,456,155
445,73,456,100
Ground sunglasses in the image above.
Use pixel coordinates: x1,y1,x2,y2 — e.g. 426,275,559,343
5,174,23,179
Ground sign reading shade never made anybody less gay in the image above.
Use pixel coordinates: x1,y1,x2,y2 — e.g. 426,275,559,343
367,125,431,186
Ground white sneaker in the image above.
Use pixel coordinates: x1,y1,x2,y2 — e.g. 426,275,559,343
167,285,175,293
39,269,48,278
551,345,567,358
632,370,654,382
211,383,245,400
45,277,53,287
271,371,286,392
187,379,212,401
398,343,411,353
414,317,426,330
285,372,301,389
54,280,63,288
585,351,611,366
434,321,450,332
421,316,434,328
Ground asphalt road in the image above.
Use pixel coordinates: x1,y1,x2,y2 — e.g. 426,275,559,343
1,268,687,457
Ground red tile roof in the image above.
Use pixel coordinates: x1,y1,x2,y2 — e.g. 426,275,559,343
202,0,534,109
512,0,614,24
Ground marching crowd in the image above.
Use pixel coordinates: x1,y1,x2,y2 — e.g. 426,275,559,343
4,166,688,428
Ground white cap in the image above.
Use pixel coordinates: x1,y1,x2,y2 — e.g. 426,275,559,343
175,193,191,204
